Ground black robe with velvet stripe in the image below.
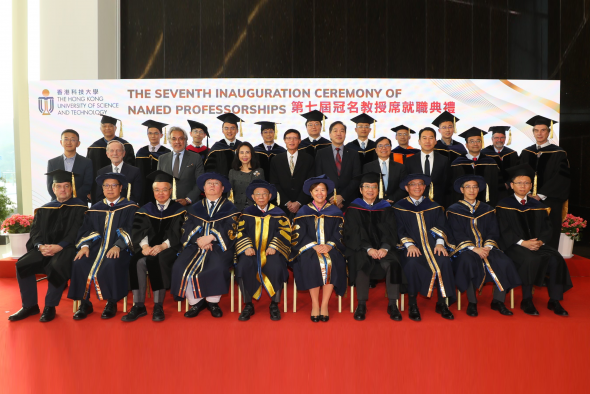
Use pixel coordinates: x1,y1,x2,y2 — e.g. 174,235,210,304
447,200,521,293
203,139,242,177
451,155,502,206
235,204,290,300
170,198,240,299
135,145,171,205
298,136,332,158
16,198,88,287
345,139,378,169
481,145,518,200
254,143,287,182
67,198,139,301
519,144,570,202
129,201,185,291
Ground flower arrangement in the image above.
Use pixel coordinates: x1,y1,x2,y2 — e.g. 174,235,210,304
561,214,587,241
1,214,34,234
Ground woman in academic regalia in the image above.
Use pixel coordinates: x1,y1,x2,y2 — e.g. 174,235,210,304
289,175,346,322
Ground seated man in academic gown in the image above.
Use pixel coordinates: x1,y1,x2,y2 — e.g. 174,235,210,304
204,113,243,176
9,170,88,322
481,126,518,200
253,121,287,182
391,125,420,164
170,172,240,318
345,113,377,168
68,172,139,320
393,174,457,321
432,111,467,163
344,172,404,321
95,140,143,204
122,171,185,322
186,119,210,162
496,164,572,316
235,180,291,321
450,127,502,206
447,175,521,317
363,136,408,204
135,120,171,206
298,110,332,158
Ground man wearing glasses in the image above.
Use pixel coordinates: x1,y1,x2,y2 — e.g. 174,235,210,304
94,140,143,204
46,129,93,203
391,125,420,164
204,113,243,176
481,126,519,200
363,136,407,204
298,110,332,158
135,120,171,205
432,111,467,163
186,120,210,162
496,164,572,316
345,113,377,168
157,126,204,206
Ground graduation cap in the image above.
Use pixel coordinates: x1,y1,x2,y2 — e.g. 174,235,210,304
197,172,232,193
458,127,487,142
301,110,328,132
453,175,489,202
432,111,460,134
399,173,433,200
526,115,558,139
246,179,278,203
506,163,537,195
355,172,384,199
146,170,179,200
488,126,512,146
142,119,169,144
96,172,130,199
45,169,79,198
217,113,245,137
255,121,280,140
188,120,210,148
99,115,124,138
303,174,335,197
391,125,416,134
351,113,378,138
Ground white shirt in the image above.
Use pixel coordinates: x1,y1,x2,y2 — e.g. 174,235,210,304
140,199,172,248
257,204,269,213
404,196,444,248
225,138,237,146
287,150,299,166
357,138,369,149
63,154,76,172
264,143,275,151
191,143,205,149
379,157,389,169
466,153,480,168
420,151,434,173
111,162,124,173
149,143,161,152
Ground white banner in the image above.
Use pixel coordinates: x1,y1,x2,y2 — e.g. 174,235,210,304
29,78,560,208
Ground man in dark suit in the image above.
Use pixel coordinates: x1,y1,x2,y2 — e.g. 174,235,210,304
95,140,143,204
46,129,93,202
269,129,315,218
345,113,377,168
315,121,362,210
253,121,287,181
157,126,204,206
403,127,450,207
363,136,408,204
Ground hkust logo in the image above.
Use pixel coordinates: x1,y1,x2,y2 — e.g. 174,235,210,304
38,89,54,115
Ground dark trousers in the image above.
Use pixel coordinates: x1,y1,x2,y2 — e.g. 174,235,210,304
408,286,447,305
466,282,506,303
356,259,400,302
17,271,66,308
239,278,282,304
521,253,564,300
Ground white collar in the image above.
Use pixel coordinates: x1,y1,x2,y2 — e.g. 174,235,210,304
149,143,161,151
514,194,528,204
410,196,424,204
257,204,269,212
357,138,369,147
421,151,434,157
155,199,171,210
191,142,204,148
466,153,480,160
112,162,124,171
225,138,237,146
362,199,375,206
379,157,389,165
536,141,551,149
106,197,120,205
288,150,298,158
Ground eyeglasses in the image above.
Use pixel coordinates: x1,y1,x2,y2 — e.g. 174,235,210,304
307,122,321,127
154,188,170,193
170,137,186,142
191,130,206,135
205,181,222,187
462,185,480,190
102,183,121,189
223,127,237,132
284,137,300,141
407,182,425,187
513,182,532,186
62,138,78,143
361,185,378,190
377,144,391,149
440,126,454,131
467,140,482,144
396,133,409,137
253,193,269,197
356,125,371,129
147,132,162,136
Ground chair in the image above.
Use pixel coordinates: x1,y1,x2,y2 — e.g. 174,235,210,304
456,288,515,310
349,285,405,313
237,278,288,314
293,280,343,313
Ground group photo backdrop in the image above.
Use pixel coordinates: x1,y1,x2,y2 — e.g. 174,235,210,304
29,78,560,209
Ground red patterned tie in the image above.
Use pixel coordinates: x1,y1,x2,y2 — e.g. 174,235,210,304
110,203,114,207
335,148,342,176
521,199,526,206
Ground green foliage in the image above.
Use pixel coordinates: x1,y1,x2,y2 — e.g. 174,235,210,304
0,177,15,224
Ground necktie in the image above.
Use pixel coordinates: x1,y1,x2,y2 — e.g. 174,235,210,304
335,148,342,176
473,157,477,162
424,154,431,177
159,204,165,211
289,155,295,175
381,161,388,189
114,166,119,173
151,146,155,152
110,203,114,207
230,142,235,148
261,207,265,213
209,201,215,212
173,153,180,177
414,200,419,206
537,145,541,150
361,141,365,150
267,145,272,152
521,199,526,206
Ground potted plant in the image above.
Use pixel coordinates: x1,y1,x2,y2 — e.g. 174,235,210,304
0,214,34,258
558,214,587,258
0,177,15,246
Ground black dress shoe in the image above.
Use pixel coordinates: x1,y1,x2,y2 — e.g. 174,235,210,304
435,303,455,320
548,300,569,316
184,299,207,318
408,304,421,321
207,302,223,318
39,306,56,322
152,304,165,322
239,303,255,321
369,280,377,289
387,304,402,321
320,314,329,322
310,315,320,323
520,298,539,316
269,303,281,321
73,302,93,320
466,302,478,317
354,304,366,321
8,304,40,321
121,305,147,322
491,300,513,316
101,301,117,319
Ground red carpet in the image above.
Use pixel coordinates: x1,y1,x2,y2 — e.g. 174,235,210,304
0,271,589,393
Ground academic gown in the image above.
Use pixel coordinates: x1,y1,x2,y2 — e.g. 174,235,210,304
135,145,171,205
170,198,240,300
298,136,332,158
495,197,572,292
519,144,571,248
447,200,521,293
87,136,135,202
393,197,457,303
16,198,88,288
235,204,291,300
345,139,378,169
129,201,185,291
392,146,420,164
450,155,502,206
203,139,242,177
289,203,347,296
67,198,139,301
186,144,210,162
344,198,404,286
434,139,466,164
480,145,518,200
254,143,287,182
